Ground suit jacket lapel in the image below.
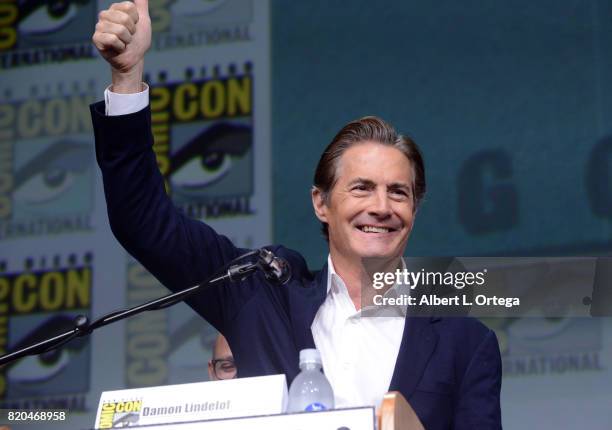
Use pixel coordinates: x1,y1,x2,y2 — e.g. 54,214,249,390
389,315,439,399
288,263,439,399
288,264,328,352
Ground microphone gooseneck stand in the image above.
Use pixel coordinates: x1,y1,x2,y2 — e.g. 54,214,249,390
0,248,289,367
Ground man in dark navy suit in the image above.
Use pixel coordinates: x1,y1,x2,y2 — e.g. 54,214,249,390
91,2,502,428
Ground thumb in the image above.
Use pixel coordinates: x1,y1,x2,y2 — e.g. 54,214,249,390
133,0,149,17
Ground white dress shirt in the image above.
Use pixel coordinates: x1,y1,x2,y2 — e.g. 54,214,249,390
312,256,406,408
104,87,407,408
104,85,149,116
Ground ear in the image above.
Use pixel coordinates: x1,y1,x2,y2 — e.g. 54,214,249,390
311,187,329,223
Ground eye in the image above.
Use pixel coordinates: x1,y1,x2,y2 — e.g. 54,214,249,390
8,348,71,383
13,168,76,204
19,0,80,34
13,140,90,205
6,314,88,386
113,413,139,427
389,189,411,201
171,152,233,189
169,122,251,193
350,183,372,196
219,362,235,373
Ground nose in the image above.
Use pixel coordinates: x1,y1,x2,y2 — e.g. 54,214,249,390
367,188,392,218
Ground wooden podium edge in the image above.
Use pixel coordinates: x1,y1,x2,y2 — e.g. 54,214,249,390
377,391,425,430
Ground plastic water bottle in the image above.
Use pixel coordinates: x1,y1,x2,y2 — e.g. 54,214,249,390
287,348,335,412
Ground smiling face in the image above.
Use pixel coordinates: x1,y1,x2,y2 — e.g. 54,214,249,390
312,141,416,264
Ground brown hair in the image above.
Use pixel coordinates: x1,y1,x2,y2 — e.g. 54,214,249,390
313,116,426,240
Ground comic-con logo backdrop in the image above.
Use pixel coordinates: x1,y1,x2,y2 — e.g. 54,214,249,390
487,317,605,378
0,0,97,69
0,82,95,241
125,257,217,389
150,0,254,51
0,253,93,410
147,62,253,220
0,0,255,69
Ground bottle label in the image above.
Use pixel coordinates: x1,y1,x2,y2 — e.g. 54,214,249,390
304,402,327,412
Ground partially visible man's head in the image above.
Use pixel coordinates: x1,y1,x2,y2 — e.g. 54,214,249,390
208,334,236,381
311,116,425,261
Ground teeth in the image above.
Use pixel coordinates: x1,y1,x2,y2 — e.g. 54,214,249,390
361,226,390,233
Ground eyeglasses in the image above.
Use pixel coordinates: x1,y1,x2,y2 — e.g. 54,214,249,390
211,359,237,380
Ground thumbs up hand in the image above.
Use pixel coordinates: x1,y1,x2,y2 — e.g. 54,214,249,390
92,0,151,93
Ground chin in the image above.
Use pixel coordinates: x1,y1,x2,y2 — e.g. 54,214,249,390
354,244,400,260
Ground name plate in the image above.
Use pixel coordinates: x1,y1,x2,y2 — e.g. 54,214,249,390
94,374,287,428
110,407,375,430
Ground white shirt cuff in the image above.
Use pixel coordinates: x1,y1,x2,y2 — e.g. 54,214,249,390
104,84,150,116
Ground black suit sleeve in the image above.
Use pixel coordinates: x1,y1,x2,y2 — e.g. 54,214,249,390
90,101,254,332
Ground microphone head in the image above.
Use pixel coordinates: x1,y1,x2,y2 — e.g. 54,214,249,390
267,257,292,284
258,249,292,284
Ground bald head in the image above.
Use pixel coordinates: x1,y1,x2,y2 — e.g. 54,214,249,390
208,334,236,380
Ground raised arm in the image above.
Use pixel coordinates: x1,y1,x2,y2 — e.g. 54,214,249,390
91,0,250,331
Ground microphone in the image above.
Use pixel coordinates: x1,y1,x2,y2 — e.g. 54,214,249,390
258,249,292,284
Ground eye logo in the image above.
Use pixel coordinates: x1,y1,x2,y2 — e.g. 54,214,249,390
499,317,604,377
0,136,94,240
0,255,92,408
151,0,254,50
18,0,90,39
13,139,91,210
0,85,96,241
0,0,96,68
169,122,252,197
148,65,255,220
6,315,88,395
168,0,249,28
